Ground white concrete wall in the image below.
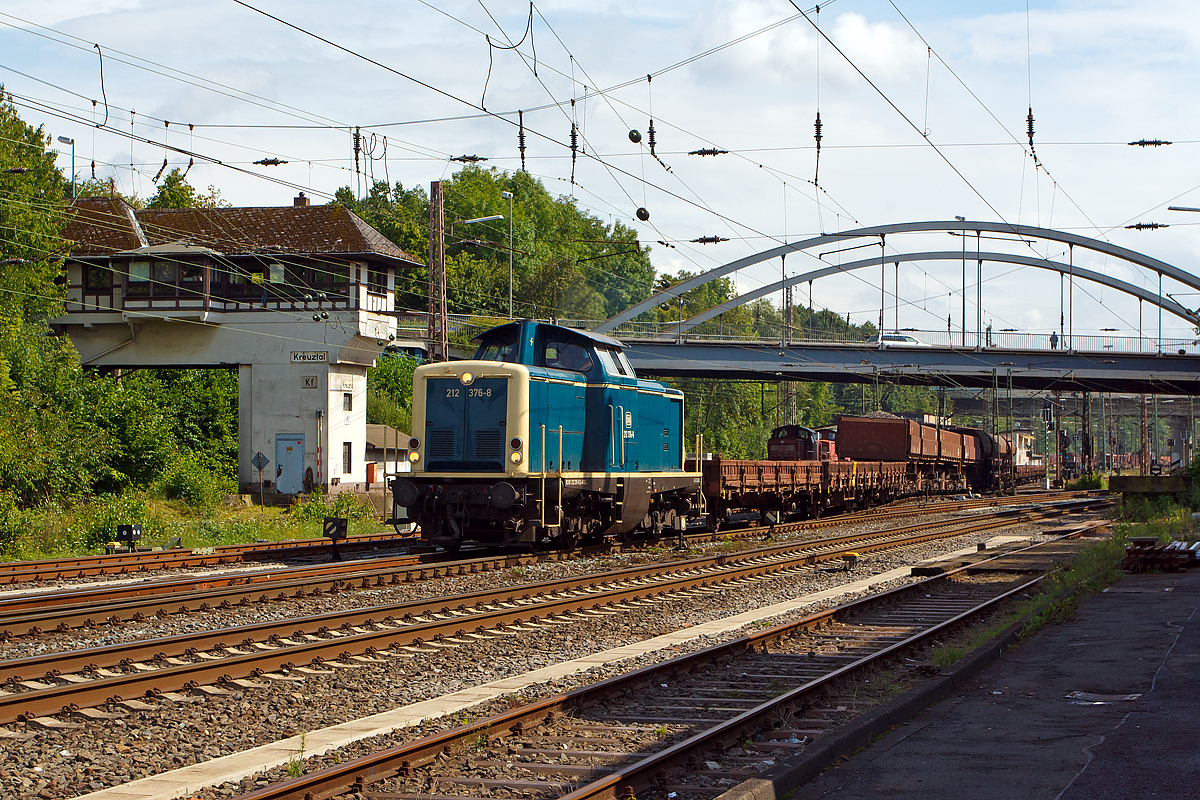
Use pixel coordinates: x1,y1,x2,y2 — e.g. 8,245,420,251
55,307,416,498
236,361,371,493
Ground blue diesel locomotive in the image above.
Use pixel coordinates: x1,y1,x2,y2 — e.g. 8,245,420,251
392,320,701,549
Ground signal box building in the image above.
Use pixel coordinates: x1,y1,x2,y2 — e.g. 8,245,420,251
53,193,423,496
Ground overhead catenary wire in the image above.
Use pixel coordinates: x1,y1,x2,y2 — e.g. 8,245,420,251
7,0,1180,340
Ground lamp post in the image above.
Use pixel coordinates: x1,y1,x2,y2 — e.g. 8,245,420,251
452,214,504,320
57,136,75,199
501,191,514,318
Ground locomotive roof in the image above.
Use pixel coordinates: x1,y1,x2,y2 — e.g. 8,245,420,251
472,320,627,351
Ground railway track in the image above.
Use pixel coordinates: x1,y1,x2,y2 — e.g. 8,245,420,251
0,497,1108,728
0,490,1096,633
231,531,1093,800
0,495,1103,639
0,490,1093,587
0,531,424,585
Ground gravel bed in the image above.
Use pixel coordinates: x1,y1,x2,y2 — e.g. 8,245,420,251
0,509,1107,800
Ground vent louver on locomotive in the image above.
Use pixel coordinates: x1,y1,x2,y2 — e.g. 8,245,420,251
473,430,504,461
428,429,457,460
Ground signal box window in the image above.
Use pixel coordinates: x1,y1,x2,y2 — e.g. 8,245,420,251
84,265,113,293
342,442,352,476
181,263,203,295
126,260,151,297
343,392,353,411
543,340,592,373
153,260,179,293
367,267,388,295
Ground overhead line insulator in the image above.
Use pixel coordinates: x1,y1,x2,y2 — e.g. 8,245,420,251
690,236,729,244
688,148,728,156
518,110,527,172
570,122,578,185
1125,222,1169,231
1129,139,1172,147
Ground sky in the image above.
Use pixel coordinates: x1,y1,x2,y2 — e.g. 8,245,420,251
3,0,1200,342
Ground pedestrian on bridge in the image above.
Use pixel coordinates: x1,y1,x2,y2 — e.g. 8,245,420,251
1050,331,1059,349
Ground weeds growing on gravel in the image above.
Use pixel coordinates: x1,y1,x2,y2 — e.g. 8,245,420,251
1017,529,1128,638
287,732,307,778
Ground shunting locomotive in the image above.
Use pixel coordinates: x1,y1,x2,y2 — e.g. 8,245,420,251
392,320,701,550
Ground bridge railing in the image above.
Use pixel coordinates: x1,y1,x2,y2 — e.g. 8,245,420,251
395,313,1199,356
561,319,1200,355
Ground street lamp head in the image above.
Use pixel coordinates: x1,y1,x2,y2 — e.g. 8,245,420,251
500,191,513,199
459,214,504,224
57,136,74,146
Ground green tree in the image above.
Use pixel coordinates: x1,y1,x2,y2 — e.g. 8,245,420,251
367,352,418,433
0,87,121,504
336,166,654,320
145,168,228,209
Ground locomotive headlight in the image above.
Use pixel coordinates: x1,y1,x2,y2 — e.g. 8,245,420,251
408,437,420,449
509,451,523,465
460,371,475,385
510,437,523,450
408,450,420,462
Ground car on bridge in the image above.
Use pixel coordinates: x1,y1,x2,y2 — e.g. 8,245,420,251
867,332,932,348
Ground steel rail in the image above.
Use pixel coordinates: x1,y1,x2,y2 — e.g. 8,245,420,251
0,501,1105,726
230,529,1093,800
0,531,423,584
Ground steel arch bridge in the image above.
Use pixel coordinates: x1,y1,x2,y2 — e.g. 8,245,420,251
595,220,1200,334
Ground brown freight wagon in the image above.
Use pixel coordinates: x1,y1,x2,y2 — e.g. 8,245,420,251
836,417,928,461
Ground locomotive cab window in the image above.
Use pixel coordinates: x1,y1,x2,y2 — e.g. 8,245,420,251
542,340,592,373
474,329,519,362
595,347,629,377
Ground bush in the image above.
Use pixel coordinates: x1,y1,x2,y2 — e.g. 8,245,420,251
0,490,30,555
154,451,235,516
1118,494,1183,523
1066,472,1104,490
75,492,151,549
289,491,377,523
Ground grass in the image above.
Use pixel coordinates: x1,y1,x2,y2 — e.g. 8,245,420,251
932,644,967,668
0,492,392,562
928,522,1146,669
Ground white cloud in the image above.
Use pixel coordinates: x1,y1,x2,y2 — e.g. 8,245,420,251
4,1,1200,337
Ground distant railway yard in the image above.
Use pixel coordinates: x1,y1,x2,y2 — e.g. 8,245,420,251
0,490,1117,800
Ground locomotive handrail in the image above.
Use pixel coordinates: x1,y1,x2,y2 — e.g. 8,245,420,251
619,404,626,466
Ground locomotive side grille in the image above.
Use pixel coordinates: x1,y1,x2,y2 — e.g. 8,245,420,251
428,429,457,460
473,430,503,461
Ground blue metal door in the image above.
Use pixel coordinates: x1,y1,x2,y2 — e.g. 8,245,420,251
275,434,305,493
